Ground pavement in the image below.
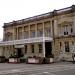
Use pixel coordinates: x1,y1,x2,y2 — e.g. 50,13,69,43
0,62,75,75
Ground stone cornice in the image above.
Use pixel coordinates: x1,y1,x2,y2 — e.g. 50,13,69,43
3,5,75,28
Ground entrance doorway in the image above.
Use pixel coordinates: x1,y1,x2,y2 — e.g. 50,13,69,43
16,48,23,57
45,42,52,57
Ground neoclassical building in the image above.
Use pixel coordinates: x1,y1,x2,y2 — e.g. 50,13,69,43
0,5,75,61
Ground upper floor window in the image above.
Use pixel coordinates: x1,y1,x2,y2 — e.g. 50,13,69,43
5,32,13,41
30,31,35,38
59,23,73,36
18,27,23,39
64,24,73,35
24,31,29,39
18,31,23,39
64,32,68,35
45,28,51,37
64,25,68,35
37,30,43,37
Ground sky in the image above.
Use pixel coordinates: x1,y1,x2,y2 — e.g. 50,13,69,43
0,0,75,40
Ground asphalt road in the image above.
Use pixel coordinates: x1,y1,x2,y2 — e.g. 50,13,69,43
0,62,75,75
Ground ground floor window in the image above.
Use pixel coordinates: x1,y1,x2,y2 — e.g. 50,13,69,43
65,42,70,52
38,44,42,53
31,44,34,53
25,45,27,53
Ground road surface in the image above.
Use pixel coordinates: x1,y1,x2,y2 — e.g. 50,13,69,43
0,62,75,75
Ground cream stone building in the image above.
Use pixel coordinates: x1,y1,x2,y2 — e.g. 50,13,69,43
0,5,75,61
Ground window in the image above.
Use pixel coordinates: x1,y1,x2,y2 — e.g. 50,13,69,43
30,31,35,38
64,26,68,35
18,27,23,39
70,25,73,33
63,24,73,35
24,31,29,39
38,44,42,53
31,45,34,53
64,32,68,35
18,32,23,39
45,29,51,37
6,32,13,41
37,30,43,37
25,45,27,53
65,42,70,52
59,23,73,36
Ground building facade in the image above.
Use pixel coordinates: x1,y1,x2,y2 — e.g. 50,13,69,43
0,5,75,61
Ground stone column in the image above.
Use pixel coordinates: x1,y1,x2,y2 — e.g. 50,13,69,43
51,21,53,37
69,41,72,53
62,41,65,53
0,47,3,56
29,25,30,38
35,24,37,37
54,20,58,37
73,16,75,34
68,25,71,35
43,22,45,57
43,42,45,57
13,26,16,40
17,27,18,40
22,26,24,39
43,22,45,37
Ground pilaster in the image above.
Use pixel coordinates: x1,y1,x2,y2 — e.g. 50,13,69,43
54,20,58,37
35,24,37,37
29,25,30,38
22,26,24,39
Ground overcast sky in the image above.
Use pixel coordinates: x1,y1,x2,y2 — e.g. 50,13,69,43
0,0,75,40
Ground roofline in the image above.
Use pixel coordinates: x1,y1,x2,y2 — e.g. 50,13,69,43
3,5,75,28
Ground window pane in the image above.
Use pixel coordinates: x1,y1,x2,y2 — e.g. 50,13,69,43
30,31,35,38
18,32,23,39
37,30,43,37
45,29,51,37
24,31,29,39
